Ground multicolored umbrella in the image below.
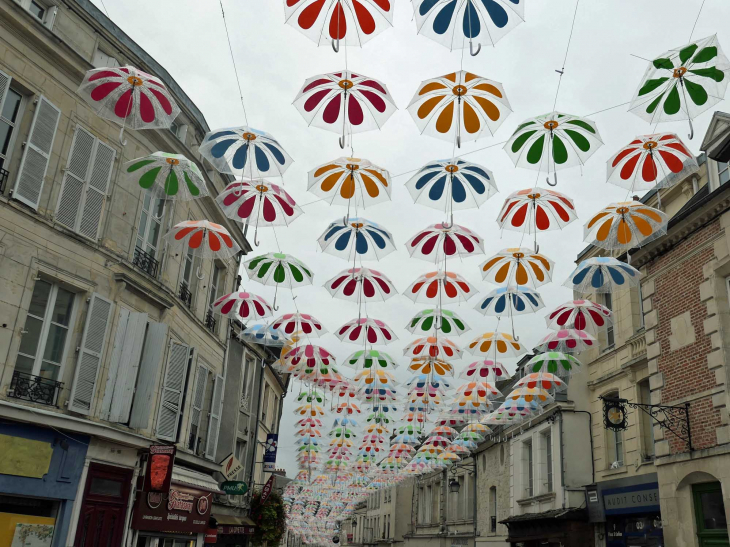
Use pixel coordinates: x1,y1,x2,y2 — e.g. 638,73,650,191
459,360,510,380
408,358,454,377
124,152,207,200
406,309,469,335
406,223,484,263
527,352,582,378
408,72,511,146
163,220,240,260
606,134,698,190
506,387,553,405
344,349,399,369
284,0,394,50
545,300,612,334
318,218,395,262
216,180,302,246
564,257,642,294
77,66,180,143
325,267,397,304
403,336,462,359
294,71,397,147
336,318,397,345
466,332,524,358
584,201,667,250
455,381,500,398
272,313,327,337
504,112,603,185
213,291,273,321
515,373,567,392
245,253,313,309
628,35,730,138
309,158,391,210
404,271,477,304
480,247,554,288
412,0,524,53
199,126,293,178
535,329,596,353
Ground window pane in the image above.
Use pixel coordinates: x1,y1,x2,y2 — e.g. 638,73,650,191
147,219,161,249
0,120,12,157
29,1,45,19
28,280,52,318
1,89,22,123
51,288,74,325
39,361,60,381
89,477,123,497
152,198,165,219
42,323,68,364
14,354,34,375
720,165,730,186
18,316,43,357
136,211,148,241
700,491,727,529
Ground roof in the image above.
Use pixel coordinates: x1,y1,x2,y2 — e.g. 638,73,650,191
701,111,730,162
501,507,587,525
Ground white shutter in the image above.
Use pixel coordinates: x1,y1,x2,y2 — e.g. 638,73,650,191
13,95,61,209
189,364,207,451
129,322,167,429
68,293,113,415
205,374,224,460
156,341,190,441
0,70,11,119
79,140,115,240
100,309,147,423
56,126,94,229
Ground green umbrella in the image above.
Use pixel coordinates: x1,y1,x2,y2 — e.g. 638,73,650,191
344,349,399,369
244,252,313,310
124,152,208,199
406,309,469,335
527,352,581,378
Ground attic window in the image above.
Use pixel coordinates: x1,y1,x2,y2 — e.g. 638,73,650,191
16,0,56,29
29,1,44,19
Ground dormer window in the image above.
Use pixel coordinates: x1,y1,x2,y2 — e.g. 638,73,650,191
14,0,56,29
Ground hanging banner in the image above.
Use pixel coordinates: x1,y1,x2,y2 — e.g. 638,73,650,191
263,434,278,472
143,445,176,493
260,475,275,504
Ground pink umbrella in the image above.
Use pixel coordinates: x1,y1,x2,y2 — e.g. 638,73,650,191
535,329,596,353
459,360,511,380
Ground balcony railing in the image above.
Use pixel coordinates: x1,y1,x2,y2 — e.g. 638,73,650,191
132,246,159,278
179,281,192,309
205,309,217,333
0,168,9,194
9,370,63,407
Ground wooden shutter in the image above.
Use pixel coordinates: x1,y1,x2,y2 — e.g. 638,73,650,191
189,364,207,451
129,322,167,430
0,70,10,118
100,309,147,423
13,95,61,209
56,126,94,229
68,293,113,415
79,140,115,240
205,374,225,460
155,341,190,441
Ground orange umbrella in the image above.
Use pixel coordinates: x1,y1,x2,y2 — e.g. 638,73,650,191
466,332,524,358
480,247,554,288
584,201,667,250
408,358,454,376
163,220,240,260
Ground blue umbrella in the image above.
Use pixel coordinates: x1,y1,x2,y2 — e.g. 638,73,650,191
475,286,544,316
318,217,395,262
239,322,287,346
563,257,641,294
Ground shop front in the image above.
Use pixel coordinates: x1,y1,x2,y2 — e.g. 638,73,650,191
501,508,594,547
585,474,664,547
0,422,89,547
216,523,257,547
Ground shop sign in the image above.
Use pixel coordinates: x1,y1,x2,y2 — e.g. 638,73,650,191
132,484,212,533
220,525,256,535
205,527,218,543
603,484,660,515
143,445,176,493
221,481,248,495
260,475,275,504
219,453,244,481
263,434,278,472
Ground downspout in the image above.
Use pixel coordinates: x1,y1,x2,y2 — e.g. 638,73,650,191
559,409,566,509
473,456,478,546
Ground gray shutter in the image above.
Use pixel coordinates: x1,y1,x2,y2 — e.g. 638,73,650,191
0,70,11,119
56,126,93,230
79,140,115,240
189,364,207,450
100,310,147,423
68,293,113,415
205,374,224,460
13,95,61,209
156,341,190,441
129,322,168,429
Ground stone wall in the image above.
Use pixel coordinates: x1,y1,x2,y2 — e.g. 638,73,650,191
476,438,510,544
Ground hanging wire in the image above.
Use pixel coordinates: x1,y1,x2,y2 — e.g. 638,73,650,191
689,0,707,42
219,0,250,125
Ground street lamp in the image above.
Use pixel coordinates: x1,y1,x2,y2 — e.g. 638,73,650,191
448,477,461,493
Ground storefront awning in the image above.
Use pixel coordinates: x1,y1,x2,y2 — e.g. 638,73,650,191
501,507,587,525
213,514,256,526
171,465,224,494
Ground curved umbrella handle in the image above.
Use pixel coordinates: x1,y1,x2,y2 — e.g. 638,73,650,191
196,265,205,280
469,40,481,57
441,213,454,230
688,118,694,140
332,38,340,53
456,134,461,149
119,126,128,147
253,227,261,247
511,318,520,342
546,172,558,186
339,135,346,149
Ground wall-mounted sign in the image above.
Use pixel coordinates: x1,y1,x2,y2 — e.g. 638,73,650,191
219,453,243,481
263,434,278,472
143,445,176,493
219,526,256,536
204,527,218,544
132,484,211,533
603,484,660,515
260,475,275,504
221,481,248,495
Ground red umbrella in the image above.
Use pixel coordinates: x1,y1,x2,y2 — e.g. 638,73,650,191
545,300,613,334
406,224,484,263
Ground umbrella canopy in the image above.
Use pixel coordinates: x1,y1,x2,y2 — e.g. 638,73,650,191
124,152,207,200
408,71,511,146
459,360,510,380
199,126,293,178
606,134,698,190
294,70,397,142
515,373,567,392
455,381,501,398
564,257,642,294
475,286,544,316
504,112,603,183
272,313,327,337
404,271,477,304
163,220,240,260
213,291,273,321
336,318,398,345
284,0,394,48
584,201,667,250
466,332,524,358
406,223,485,263
318,217,395,261
245,252,313,309
403,336,462,359
545,300,612,334
535,329,596,354
506,387,554,405
628,35,730,133
325,267,397,302
480,247,554,288
528,350,582,378
406,309,469,335
412,0,524,52
497,187,578,237
406,160,498,216
309,158,391,209
344,349,399,369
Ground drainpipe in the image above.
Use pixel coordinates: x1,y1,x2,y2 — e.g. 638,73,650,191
473,456,478,546
559,410,566,509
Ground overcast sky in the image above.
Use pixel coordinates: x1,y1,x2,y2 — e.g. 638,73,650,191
93,0,729,479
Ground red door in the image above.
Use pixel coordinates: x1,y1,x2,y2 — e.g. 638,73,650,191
74,463,133,547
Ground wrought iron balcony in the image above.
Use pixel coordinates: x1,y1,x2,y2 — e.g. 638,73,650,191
205,309,217,333
0,168,8,194
179,281,192,309
9,370,63,407
132,246,159,278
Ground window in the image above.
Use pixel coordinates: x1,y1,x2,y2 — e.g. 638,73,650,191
523,439,533,497
261,384,270,425
418,486,427,524
639,380,654,459
15,279,75,381
92,48,120,69
719,161,730,187
543,431,553,493
603,292,615,348
605,392,624,467
270,395,278,428
15,0,56,28
431,481,440,523
188,364,210,453
693,482,728,544
489,487,497,533
136,193,166,259
206,265,223,333
0,81,24,173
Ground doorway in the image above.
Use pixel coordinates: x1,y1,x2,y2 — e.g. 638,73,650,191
693,482,729,547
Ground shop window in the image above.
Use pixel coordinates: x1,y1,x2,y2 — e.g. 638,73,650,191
693,482,729,545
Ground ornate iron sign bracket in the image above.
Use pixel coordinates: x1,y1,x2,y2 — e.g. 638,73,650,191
600,396,692,452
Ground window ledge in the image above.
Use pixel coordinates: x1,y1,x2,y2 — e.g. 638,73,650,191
601,465,628,477
113,272,175,310
517,492,556,506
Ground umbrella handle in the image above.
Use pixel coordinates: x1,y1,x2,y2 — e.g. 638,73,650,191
253,227,261,247
196,265,205,280
469,40,481,56
441,213,454,230
546,172,558,186
332,38,340,53
688,118,694,140
339,135,346,149
118,126,128,147
456,134,461,149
